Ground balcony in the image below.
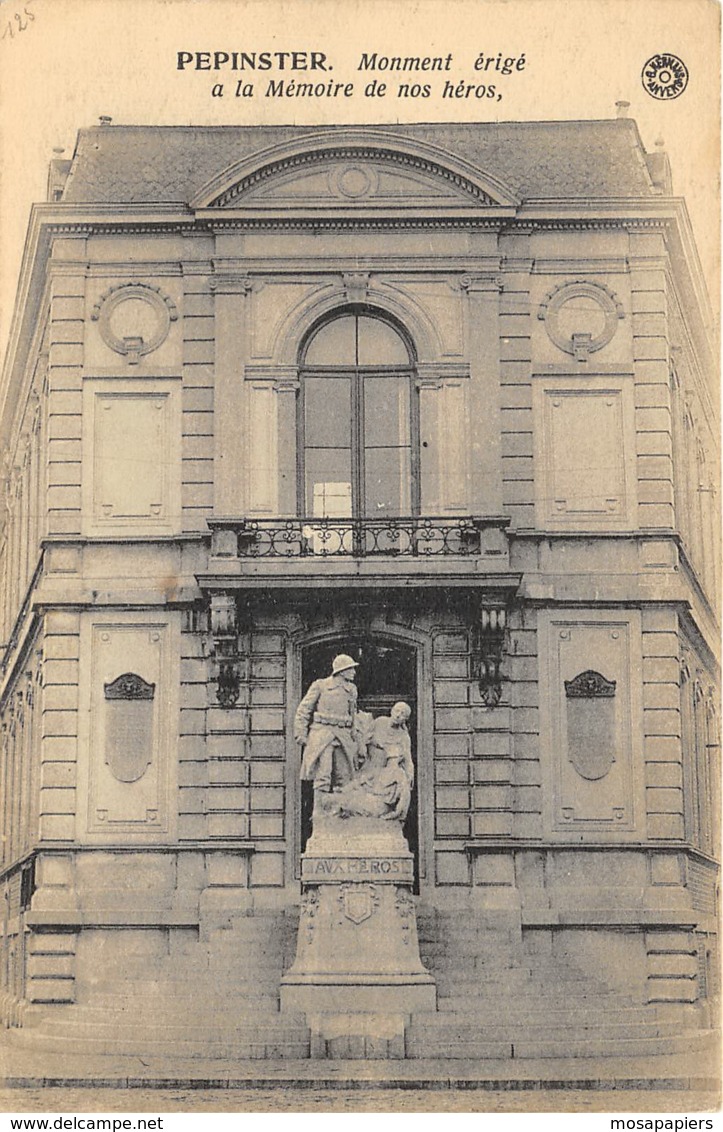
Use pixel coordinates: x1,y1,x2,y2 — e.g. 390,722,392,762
200,515,516,591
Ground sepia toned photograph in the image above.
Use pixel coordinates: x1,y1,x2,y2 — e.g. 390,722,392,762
0,0,719,1118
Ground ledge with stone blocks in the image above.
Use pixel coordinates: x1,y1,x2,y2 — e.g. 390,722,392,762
520,909,702,927
25,910,201,928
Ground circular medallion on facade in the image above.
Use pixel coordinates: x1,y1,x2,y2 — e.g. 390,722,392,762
91,282,178,359
538,281,624,359
642,54,689,100
329,163,379,200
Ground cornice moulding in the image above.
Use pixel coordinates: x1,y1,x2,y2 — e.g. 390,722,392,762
531,257,629,274
85,263,185,277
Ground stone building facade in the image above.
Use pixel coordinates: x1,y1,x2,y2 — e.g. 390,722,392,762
0,117,719,1062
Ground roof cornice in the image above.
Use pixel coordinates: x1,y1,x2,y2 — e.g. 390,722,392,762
0,208,51,451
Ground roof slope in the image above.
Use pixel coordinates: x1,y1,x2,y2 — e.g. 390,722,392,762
60,120,656,205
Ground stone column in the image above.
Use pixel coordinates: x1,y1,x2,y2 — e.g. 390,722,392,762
628,230,673,531
461,271,503,515
210,266,253,516
274,372,300,517
241,366,299,517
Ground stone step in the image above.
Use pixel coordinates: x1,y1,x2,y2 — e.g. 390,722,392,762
10,1031,311,1059
76,978,283,996
418,927,518,939
422,958,591,975
509,1031,718,1060
407,1020,684,1041
415,1003,663,1026
206,923,292,933
430,966,611,984
26,991,280,1011
33,1018,310,1040
432,973,615,991
39,998,283,1020
424,957,564,970
437,991,637,1012
206,949,290,961
418,941,519,957
208,935,292,949
87,955,289,970
70,995,282,1015
78,970,285,985
407,1041,515,1059
407,1040,515,1059
422,958,612,982
423,949,600,967
207,945,290,957
432,961,612,980
406,1030,716,1060
26,998,295,1017
418,933,518,944
57,1021,682,1048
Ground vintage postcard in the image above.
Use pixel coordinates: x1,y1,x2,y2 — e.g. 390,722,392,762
0,0,719,1118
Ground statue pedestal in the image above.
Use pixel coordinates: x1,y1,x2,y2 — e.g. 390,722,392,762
280,816,435,1055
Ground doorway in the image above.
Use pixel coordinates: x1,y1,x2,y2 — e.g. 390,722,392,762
299,636,419,890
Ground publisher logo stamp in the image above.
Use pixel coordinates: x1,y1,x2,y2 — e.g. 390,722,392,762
642,54,689,99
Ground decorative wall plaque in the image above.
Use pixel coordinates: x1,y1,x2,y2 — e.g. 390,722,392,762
91,282,178,363
564,669,617,780
538,281,624,360
564,669,616,698
103,671,155,783
104,672,156,701
329,163,379,200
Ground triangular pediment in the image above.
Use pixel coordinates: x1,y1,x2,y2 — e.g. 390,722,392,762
192,132,519,215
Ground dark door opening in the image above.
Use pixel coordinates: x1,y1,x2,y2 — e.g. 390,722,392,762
299,637,419,891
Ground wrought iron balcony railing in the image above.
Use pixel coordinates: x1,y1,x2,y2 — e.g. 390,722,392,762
208,516,510,560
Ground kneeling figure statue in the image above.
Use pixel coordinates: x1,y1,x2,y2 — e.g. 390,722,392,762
336,702,414,821
294,655,413,824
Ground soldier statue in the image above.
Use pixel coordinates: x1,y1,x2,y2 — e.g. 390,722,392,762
294,654,360,800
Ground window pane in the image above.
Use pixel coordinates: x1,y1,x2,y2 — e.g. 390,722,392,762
305,449,352,516
364,376,410,447
304,316,356,366
365,447,412,516
357,316,410,366
304,377,351,448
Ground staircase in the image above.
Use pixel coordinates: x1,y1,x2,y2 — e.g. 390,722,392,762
408,910,717,1059
8,907,718,1063
15,911,310,1060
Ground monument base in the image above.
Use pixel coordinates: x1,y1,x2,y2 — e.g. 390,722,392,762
306,1012,408,1060
280,976,436,1015
280,815,436,1056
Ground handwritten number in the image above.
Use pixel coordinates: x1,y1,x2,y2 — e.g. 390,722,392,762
2,2,35,40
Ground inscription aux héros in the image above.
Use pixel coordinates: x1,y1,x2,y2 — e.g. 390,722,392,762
302,857,412,879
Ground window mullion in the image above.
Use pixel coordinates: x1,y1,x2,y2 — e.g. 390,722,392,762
411,372,420,517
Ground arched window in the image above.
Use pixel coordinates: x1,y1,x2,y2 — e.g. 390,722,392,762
299,310,419,519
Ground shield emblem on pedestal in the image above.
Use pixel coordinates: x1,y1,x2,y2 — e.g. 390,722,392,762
341,885,377,925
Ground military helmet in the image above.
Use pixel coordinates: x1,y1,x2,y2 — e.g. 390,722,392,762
331,653,359,675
